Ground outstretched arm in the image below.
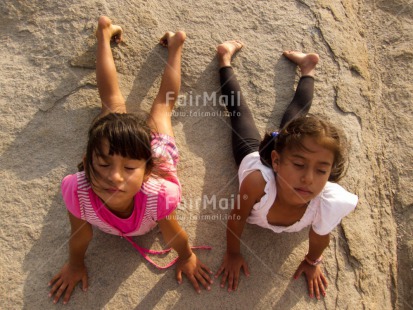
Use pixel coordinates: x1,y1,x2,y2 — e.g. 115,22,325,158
307,227,330,261
48,212,93,304
95,16,126,117
158,212,212,293
215,170,265,292
294,227,330,300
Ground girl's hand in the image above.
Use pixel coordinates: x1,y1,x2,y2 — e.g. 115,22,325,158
48,263,88,304
215,252,250,292
294,260,328,299
176,253,213,293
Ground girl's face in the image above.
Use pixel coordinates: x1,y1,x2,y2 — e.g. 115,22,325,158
271,136,334,208
89,139,148,213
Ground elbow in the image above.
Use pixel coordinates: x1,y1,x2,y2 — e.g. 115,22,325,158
179,230,189,245
85,229,94,244
323,234,330,247
70,226,93,246
317,232,330,245
168,229,188,248
321,233,330,248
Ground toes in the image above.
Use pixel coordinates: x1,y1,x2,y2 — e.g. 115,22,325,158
283,50,299,57
216,40,243,55
282,51,304,62
234,40,244,48
159,32,171,47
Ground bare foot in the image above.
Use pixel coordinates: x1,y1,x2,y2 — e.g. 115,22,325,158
159,31,186,50
283,51,319,77
96,16,123,44
216,40,244,68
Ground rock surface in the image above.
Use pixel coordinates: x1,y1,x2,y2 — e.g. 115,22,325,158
0,0,412,309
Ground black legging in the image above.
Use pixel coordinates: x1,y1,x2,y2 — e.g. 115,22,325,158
219,66,314,166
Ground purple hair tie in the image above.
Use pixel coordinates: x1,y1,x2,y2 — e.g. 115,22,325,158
271,131,278,138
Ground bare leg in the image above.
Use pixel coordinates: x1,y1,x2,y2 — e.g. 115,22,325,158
95,16,125,117
147,31,186,137
279,51,319,129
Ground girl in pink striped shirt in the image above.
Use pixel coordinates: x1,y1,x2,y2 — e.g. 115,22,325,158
48,16,212,305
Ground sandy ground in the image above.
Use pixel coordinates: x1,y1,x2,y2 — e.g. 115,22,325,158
1,0,412,309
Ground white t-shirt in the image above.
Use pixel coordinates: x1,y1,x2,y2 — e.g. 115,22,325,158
238,152,358,235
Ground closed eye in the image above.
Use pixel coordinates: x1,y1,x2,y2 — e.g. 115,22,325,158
125,167,137,170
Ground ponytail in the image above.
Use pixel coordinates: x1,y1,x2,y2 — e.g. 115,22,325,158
259,132,278,167
77,161,84,172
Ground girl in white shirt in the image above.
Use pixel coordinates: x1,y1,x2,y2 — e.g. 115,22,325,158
214,40,357,300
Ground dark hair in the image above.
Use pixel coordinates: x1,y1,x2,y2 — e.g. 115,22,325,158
78,113,154,184
258,116,349,182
